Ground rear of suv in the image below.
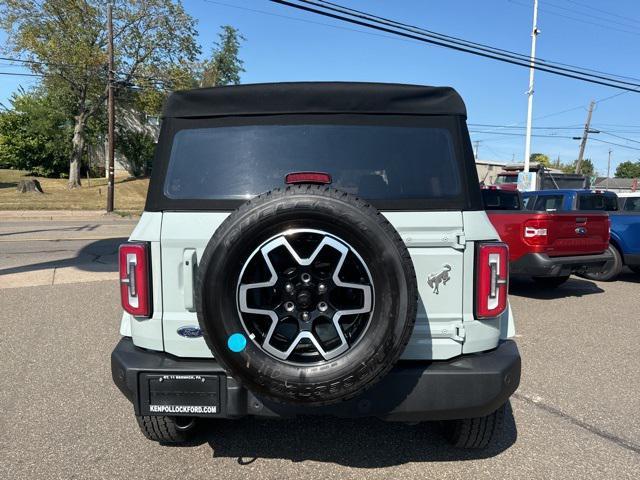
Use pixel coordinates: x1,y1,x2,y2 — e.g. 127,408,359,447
111,82,520,449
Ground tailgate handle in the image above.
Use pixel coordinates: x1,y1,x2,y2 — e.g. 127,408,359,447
183,249,197,312
576,217,587,223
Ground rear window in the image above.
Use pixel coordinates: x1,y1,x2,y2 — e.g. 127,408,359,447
163,124,461,201
481,189,521,210
533,195,563,211
577,193,618,211
623,197,640,212
495,175,517,185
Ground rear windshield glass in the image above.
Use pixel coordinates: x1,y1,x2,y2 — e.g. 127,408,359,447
577,193,618,211
533,195,563,211
623,197,640,212
495,175,517,185
481,189,521,210
163,124,461,200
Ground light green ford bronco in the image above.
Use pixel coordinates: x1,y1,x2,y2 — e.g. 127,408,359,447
111,82,520,448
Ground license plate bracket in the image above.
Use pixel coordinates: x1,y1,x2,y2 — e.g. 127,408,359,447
139,374,221,417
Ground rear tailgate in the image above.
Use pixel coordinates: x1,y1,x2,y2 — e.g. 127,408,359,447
486,211,609,260
545,212,609,257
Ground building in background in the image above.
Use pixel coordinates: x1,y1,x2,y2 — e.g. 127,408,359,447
592,177,638,193
475,159,507,185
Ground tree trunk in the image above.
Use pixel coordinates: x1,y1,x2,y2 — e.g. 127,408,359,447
68,113,87,189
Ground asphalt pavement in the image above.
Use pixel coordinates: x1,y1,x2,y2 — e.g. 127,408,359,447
0,219,638,479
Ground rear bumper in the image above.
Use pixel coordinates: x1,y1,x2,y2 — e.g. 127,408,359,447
510,250,612,277
111,337,521,422
623,253,640,267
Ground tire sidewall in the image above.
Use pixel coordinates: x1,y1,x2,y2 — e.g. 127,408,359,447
196,187,416,405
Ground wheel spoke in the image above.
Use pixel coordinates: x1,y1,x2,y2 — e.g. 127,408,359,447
236,230,374,363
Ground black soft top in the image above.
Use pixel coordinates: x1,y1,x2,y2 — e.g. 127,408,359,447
162,82,467,118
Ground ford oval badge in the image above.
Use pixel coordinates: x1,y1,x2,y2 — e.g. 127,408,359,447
177,326,203,338
575,226,588,235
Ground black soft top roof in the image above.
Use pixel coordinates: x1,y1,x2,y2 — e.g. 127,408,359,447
162,82,467,118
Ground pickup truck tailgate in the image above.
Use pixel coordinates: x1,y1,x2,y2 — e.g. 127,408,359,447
486,211,609,261
546,213,609,257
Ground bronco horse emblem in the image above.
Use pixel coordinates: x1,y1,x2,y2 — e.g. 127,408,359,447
427,264,452,294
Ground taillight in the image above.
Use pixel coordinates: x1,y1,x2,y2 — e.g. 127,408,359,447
476,242,509,319
285,171,332,184
119,242,151,317
523,218,549,246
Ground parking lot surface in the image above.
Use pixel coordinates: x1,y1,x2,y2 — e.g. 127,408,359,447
0,222,639,479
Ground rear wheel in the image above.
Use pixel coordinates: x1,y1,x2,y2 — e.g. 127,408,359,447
531,275,570,288
136,415,198,444
580,245,623,282
442,404,506,449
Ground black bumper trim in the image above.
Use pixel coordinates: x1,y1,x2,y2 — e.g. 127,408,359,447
510,251,613,277
111,337,521,422
623,253,640,267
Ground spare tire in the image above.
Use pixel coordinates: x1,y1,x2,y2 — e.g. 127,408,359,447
196,185,417,406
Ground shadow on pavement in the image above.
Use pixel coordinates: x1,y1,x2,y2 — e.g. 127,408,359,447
185,402,517,466
0,224,102,237
509,276,604,300
616,269,640,284
0,237,127,275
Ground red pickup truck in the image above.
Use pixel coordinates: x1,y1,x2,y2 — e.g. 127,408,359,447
481,187,612,287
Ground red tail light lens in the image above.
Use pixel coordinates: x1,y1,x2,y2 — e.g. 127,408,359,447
119,242,151,317
476,242,509,319
285,171,332,184
523,218,549,246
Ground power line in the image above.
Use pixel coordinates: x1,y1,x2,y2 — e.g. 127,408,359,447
201,0,423,46
537,0,640,31
0,71,43,77
598,130,640,145
469,129,640,151
0,55,173,89
563,0,640,25
315,0,640,84
270,0,640,92
469,123,584,130
590,138,640,151
469,130,576,139
472,90,631,140
303,0,640,87
509,0,640,37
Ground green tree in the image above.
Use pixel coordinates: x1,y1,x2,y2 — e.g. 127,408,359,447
561,158,595,176
615,160,640,178
116,129,156,177
201,26,245,87
1,0,199,188
530,153,551,167
0,88,73,177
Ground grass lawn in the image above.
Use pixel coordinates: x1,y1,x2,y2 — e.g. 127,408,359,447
0,169,148,212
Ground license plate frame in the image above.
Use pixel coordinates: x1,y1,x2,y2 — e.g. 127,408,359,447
139,374,221,417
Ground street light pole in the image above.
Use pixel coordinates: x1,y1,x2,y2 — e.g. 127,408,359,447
106,2,115,213
523,0,539,174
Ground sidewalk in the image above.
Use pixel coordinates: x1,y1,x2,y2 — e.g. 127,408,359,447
0,210,140,221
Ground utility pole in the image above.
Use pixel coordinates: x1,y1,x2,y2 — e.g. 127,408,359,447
106,2,115,213
474,140,480,160
574,100,595,174
606,149,612,190
523,0,540,173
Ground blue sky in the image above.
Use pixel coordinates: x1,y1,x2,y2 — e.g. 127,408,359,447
2,0,640,174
